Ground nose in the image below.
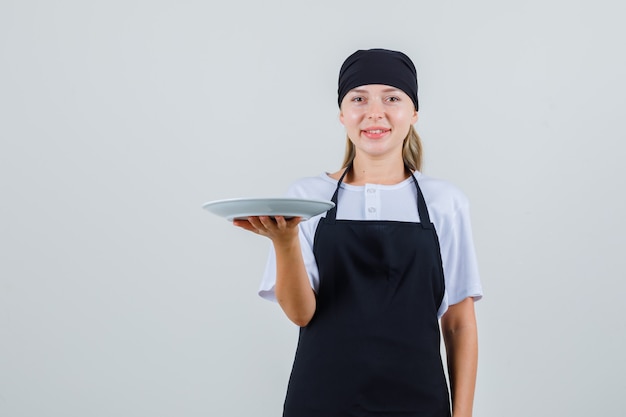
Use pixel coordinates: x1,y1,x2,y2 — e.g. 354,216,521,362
367,100,384,119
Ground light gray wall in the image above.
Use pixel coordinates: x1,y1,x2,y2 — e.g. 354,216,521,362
1,1,624,416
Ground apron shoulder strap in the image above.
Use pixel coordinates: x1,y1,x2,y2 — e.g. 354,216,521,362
325,164,351,223
410,172,434,229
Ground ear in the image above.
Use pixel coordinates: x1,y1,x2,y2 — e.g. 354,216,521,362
411,110,418,124
339,110,345,126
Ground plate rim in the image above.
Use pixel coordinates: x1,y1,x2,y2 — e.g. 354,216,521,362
202,196,335,208
202,197,335,221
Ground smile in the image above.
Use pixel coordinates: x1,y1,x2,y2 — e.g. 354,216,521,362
361,128,391,139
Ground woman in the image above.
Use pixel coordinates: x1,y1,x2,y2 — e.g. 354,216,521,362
234,48,483,417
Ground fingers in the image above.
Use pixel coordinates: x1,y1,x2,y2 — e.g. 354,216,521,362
232,216,302,237
248,216,271,233
284,216,303,227
252,216,281,234
232,219,257,233
266,216,303,231
232,216,274,236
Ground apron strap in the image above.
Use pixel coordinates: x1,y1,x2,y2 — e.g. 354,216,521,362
325,163,351,223
409,171,433,229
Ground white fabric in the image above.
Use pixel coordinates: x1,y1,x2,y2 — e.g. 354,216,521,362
258,171,483,318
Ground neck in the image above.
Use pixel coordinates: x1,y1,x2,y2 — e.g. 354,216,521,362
345,155,409,185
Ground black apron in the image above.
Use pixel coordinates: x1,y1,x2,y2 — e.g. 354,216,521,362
283,166,450,417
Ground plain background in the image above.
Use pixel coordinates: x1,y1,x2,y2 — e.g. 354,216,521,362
1,0,625,416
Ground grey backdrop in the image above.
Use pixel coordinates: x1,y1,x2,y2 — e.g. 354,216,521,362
1,1,625,416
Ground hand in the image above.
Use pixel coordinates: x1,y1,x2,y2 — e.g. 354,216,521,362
233,216,302,247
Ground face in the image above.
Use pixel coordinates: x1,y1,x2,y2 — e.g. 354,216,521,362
339,84,418,161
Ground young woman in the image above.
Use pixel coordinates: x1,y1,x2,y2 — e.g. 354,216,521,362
234,48,483,417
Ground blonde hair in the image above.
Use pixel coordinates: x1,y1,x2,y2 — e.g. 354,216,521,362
341,125,423,171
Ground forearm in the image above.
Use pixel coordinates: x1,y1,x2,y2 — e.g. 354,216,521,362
233,216,316,326
274,238,316,327
442,298,478,417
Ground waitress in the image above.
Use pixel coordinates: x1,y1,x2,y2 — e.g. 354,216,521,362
234,48,483,417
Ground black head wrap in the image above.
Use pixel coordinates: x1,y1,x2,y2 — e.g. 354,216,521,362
337,48,418,111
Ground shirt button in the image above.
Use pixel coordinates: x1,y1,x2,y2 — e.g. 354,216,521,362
368,207,376,213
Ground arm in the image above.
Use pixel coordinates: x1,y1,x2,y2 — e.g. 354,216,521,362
233,216,316,327
440,296,478,417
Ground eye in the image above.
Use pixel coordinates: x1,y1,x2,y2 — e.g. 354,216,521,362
386,96,400,102
351,96,365,103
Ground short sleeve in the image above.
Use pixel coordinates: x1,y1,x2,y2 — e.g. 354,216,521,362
436,197,483,316
257,222,320,302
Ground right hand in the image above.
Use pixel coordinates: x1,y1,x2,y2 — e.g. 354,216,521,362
233,216,302,247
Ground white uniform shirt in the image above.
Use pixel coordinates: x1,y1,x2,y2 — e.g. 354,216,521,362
259,171,483,318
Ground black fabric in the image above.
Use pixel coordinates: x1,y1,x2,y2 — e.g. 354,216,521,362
282,166,450,417
338,48,419,111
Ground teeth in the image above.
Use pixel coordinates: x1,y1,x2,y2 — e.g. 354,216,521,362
367,130,384,134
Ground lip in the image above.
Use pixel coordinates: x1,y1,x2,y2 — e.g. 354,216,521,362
361,126,391,139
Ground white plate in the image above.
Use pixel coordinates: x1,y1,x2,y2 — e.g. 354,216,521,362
202,197,335,221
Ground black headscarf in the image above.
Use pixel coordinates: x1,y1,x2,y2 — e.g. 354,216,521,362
337,48,418,111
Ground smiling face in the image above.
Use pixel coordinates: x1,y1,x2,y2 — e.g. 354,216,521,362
339,84,418,162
